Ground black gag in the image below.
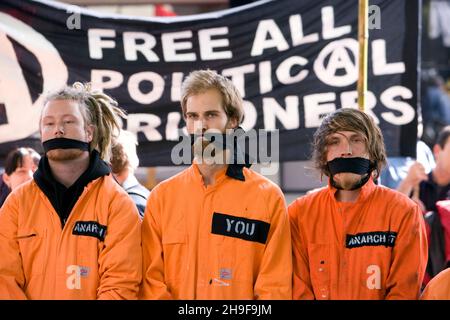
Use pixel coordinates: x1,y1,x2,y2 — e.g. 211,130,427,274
43,138,89,153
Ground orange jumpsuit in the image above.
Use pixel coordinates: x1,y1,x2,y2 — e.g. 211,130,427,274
140,164,292,299
421,268,450,299
0,176,142,299
288,179,428,299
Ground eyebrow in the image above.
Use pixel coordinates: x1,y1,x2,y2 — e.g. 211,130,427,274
186,110,220,116
329,132,364,138
43,114,78,120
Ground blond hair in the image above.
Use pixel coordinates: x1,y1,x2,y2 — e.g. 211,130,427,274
110,130,139,173
313,108,387,178
181,69,244,124
44,82,126,162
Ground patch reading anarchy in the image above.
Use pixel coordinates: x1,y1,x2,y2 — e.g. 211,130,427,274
72,221,107,241
346,231,397,249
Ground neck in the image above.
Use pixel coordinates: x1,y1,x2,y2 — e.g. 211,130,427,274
48,153,90,188
195,149,230,187
196,160,227,187
432,166,450,186
113,167,131,185
335,188,361,202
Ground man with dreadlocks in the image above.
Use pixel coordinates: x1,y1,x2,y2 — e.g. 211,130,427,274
0,82,142,299
288,108,428,300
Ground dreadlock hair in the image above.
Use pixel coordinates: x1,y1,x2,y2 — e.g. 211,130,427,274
43,82,126,162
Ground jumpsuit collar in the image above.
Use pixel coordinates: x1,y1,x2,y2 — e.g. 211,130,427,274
190,163,238,188
327,177,376,203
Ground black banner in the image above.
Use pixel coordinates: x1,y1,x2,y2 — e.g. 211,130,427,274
0,0,420,166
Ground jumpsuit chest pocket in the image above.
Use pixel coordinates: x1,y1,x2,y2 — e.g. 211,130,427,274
16,229,47,276
213,236,237,271
76,236,100,271
162,231,187,283
307,243,331,300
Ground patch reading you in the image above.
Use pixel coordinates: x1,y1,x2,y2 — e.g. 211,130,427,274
211,212,270,244
346,231,397,249
72,221,107,241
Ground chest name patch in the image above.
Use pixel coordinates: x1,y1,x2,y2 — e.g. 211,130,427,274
211,212,270,244
346,231,397,249
72,221,107,241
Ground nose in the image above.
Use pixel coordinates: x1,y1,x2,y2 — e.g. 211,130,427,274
340,138,353,157
54,123,64,137
192,119,208,135
199,116,209,131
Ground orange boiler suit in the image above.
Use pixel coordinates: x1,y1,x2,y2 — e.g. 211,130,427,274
140,164,292,299
421,268,450,299
0,176,142,299
288,179,428,299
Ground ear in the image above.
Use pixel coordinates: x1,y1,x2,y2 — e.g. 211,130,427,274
433,144,441,160
85,124,94,143
226,117,239,130
2,172,11,188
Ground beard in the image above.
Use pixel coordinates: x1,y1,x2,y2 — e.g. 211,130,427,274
192,137,225,165
332,172,367,190
47,149,85,161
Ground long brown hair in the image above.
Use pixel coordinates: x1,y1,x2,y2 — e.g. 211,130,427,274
313,108,387,178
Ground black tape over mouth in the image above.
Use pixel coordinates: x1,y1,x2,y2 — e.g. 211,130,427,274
43,138,89,153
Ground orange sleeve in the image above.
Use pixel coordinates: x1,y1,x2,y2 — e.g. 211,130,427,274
96,191,142,300
140,188,173,300
420,269,450,300
0,194,28,299
288,199,315,300
420,278,439,300
385,204,428,299
254,186,292,300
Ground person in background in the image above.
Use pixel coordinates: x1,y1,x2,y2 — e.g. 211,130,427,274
289,108,428,299
0,147,40,207
0,82,142,299
421,69,450,148
397,126,450,213
397,126,450,284
110,130,149,219
379,120,435,190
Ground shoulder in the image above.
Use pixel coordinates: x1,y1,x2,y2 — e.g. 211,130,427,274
431,268,450,283
0,180,33,211
374,184,419,211
95,175,138,206
288,187,328,219
126,183,150,199
97,175,127,194
147,167,191,200
242,168,284,199
289,186,328,208
159,167,190,188
6,179,39,201
422,268,450,299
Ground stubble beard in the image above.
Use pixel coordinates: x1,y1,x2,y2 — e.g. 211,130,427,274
47,149,85,161
333,172,365,190
192,137,226,165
